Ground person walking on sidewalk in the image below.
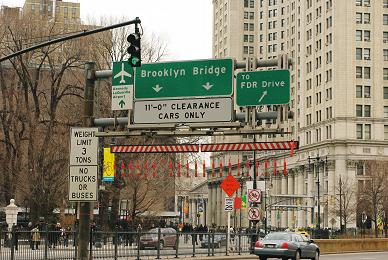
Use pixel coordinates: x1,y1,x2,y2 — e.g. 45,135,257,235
31,226,40,250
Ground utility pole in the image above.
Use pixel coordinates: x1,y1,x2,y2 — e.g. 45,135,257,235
77,62,96,260
308,155,326,231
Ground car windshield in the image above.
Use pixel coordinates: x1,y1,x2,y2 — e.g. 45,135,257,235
264,233,291,241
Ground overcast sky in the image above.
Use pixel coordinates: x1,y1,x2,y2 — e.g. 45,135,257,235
0,0,213,61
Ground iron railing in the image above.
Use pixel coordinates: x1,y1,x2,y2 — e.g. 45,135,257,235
0,229,258,259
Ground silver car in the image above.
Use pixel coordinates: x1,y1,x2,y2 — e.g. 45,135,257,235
254,232,320,260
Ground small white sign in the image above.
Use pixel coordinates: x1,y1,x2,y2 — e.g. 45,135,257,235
224,198,234,212
248,207,261,221
112,85,133,111
68,166,98,201
70,127,98,165
133,98,233,124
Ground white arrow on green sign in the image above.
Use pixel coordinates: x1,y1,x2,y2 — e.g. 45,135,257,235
236,70,290,106
134,58,234,100
112,62,134,110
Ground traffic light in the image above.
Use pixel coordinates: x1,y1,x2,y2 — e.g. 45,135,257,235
127,32,141,67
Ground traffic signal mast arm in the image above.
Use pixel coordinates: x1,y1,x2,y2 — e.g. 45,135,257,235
0,18,141,63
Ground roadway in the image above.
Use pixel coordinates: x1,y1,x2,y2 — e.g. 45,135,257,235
262,252,388,260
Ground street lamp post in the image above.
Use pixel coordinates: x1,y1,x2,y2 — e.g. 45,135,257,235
308,155,326,231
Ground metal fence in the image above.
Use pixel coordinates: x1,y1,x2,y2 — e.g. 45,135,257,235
0,229,257,260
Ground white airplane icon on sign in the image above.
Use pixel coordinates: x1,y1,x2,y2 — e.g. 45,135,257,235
114,63,132,84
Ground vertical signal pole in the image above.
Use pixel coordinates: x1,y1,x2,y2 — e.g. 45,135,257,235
78,62,96,260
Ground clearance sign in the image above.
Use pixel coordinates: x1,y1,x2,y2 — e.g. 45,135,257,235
103,148,115,182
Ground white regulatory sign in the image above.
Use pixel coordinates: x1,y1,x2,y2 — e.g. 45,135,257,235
224,198,234,212
112,85,133,111
133,97,232,124
248,207,261,221
68,166,98,201
70,127,98,165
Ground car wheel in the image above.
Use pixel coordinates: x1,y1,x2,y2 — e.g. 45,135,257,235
311,250,320,260
293,250,301,260
259,257,267,260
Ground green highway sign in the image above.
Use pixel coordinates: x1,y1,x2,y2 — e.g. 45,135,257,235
112,61,134,110
236,70,290,106
134,58,233,100
112,61,134,85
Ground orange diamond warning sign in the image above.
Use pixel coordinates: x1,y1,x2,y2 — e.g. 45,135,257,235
220,175,240,197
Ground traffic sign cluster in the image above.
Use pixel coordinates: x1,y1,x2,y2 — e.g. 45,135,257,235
111,58,291,125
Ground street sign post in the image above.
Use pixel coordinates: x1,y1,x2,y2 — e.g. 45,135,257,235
112,62,134,110
236,70,290,106
133,97,233,124
134,58,233,100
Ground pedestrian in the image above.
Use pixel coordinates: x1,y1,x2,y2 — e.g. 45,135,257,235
32,226,40,250
28,222,34,249
13,225,19,251
198,224,204,242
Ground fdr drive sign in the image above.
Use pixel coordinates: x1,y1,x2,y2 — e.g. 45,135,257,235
134,98,232,124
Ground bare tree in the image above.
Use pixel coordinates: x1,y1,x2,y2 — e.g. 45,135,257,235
0,14,100,222
357,161,388,238
330,176,356,233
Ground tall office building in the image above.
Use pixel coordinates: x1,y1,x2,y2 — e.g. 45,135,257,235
23,0,80,24
210,0,388,230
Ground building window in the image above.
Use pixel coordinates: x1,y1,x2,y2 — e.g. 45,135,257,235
356,0,362,6
384,106,388,118
356,124,363,139
365,124,371,139
384,68,388,80
356,30,362,41
243,46,248,54
244,11,249,19
364,13,370,23
244,0,249,7
356,105,363,117
364,105,371,117
384,14,388,25
384,50,388,61
244,23,248,30
356,66,362,78
364,48,370,59
356,85,363,98
384,87,388,99
244,35,249,42
364,30,370,41
356,164,364,175
356,12,362,23
384,0,388,8
364,67,370,79
364,86,371,97
356,48,362,60
384,125,388,140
